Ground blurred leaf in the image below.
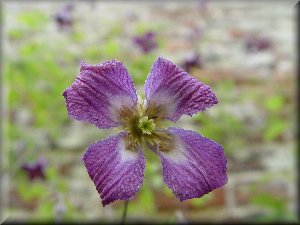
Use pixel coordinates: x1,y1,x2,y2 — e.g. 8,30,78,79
103,39,119,57
195,111,244,155
18,179,46,201
33,200,53,220
134,22,165,34
214,80,235,102
64,204,78,220
85,47,103,61
263,118,287,141
264,95,285,112
71,31,85,42
46,167,58,180
109,22,122,36
57,180,68,193
162,185,173,197
191,194,212,207
8,28,27,40
252,193,284,211
127,54,156,85
250,192,295,222
17,11,48,29
136,189,156,213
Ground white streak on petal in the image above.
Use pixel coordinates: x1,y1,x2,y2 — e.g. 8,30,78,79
157,128,227,201
109,95,136,122
146,91,176,118
159,136,187,163
118,138,139,162
144,57,218,122
82,132,145,206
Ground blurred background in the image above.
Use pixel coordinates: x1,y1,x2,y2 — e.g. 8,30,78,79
1,0,298,223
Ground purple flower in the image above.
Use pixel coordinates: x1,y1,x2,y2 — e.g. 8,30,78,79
21,157,47,181
197,0,208,14
181,52,203,73
63,58,227,206
133,32,157,53
54,4,73,30
245,35,273,52
188,27,203,43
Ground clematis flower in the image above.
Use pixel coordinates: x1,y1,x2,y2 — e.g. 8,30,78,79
54,4,73,30
181,52,203,73
188,27,203,43
63,57,227,206
245,35,273,52
21,157,47,181
133,32,157,53
197,0,208,14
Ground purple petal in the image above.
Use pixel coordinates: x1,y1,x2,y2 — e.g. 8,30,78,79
144,57,218,122
82,132,145,206
157,127,227,201
63,60,138,129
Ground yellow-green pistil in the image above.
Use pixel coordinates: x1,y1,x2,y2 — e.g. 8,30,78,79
138,116,156,135
118,101,174,152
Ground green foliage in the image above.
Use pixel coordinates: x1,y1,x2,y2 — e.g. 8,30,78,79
45,167,58,180
251,193,296,222
134,22,165,34
126,54,157,84
8,28,27,40
214,79,235,102
17,11,48,29
263,117,287,141
5,3,296,222
85,47,103,61
191,194,211,207
108,22,123,37
264,95,285,112
71,31,85,42
261,93,287,141
195,111,245,155
134,188,156,214
18,179,46,201
33,201,54,220
6,37,76,140
103,39,119,58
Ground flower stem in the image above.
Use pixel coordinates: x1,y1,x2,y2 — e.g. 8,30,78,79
121,200,129,224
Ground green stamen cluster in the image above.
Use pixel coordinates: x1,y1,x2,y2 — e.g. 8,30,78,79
138,116,156,135
117,99,174,152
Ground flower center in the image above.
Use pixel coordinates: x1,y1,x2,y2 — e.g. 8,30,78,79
118,100,174,152
138,116,156,135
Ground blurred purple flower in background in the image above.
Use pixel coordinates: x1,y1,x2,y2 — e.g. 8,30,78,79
197,0,208,14
188,26,203,43
133,32,157,53
21,157,47,181
63,58,227,206
181,52,203,73
245,35,273,52
54,4,73,30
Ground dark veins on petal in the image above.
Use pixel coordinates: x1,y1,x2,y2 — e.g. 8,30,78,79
145,57,218,122
82,132,145,206
158,128,227,201
63,60,138,129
